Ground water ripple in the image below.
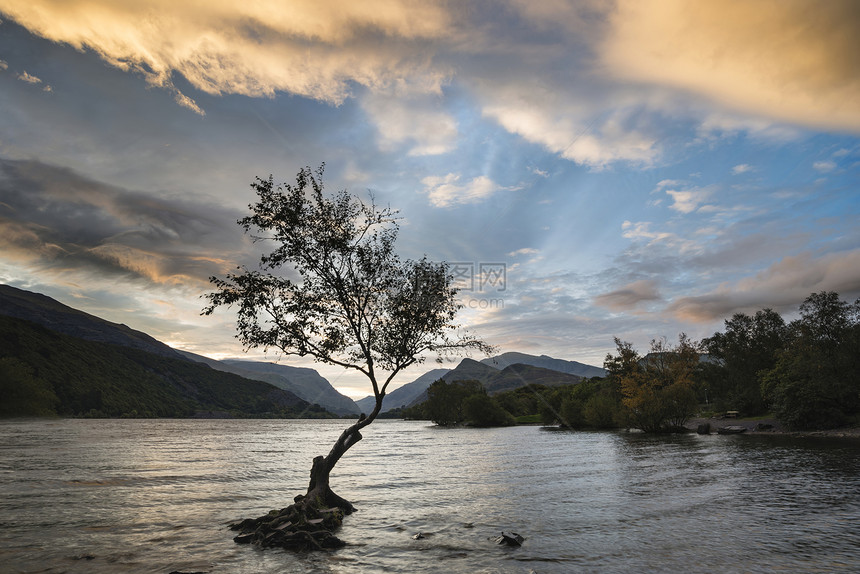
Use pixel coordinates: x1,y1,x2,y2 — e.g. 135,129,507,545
1,419,858,573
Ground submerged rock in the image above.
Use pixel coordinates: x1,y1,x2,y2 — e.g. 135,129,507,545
494,531,524,546
717,425,747,434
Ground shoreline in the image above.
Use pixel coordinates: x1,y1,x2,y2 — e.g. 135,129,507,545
685,416,860,440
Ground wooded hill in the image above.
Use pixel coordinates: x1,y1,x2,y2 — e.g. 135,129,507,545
403,358,585,408
0,285,334,418
177,351,360,416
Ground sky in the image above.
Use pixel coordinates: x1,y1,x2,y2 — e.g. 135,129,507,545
1,0,859,399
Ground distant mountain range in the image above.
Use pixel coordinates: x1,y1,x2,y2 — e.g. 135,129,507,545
0,283,606,418
177,352,359,416
354,368,450,414
481,352,606,378
360,352,606,412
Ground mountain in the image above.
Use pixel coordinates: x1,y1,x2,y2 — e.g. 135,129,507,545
407,359,501,406
222,359,359,416
406,357,589,407
0,285,332,419
355,368,450,414
442,358,501,383
178,351,358,415
0,314,323,418
481,352,605,378
483,363,582,394
0,284,185,360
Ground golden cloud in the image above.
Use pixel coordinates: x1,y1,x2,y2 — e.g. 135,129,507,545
603,0,860,132
0,0,453,105
594,279,662,311
422,173,504,208
667,249,860,322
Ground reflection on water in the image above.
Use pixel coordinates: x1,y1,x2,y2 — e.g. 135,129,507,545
0,419,858,573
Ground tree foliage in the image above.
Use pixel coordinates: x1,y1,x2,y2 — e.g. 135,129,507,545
701,309,787,414
205,165,488,388
204,165,490,513
418,379,515,427
0,356,58,417
424,379,484,425
760,292,860,429
605,335,700,432
462,392,516,427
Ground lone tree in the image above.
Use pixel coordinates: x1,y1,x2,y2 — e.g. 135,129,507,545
204,164,490,549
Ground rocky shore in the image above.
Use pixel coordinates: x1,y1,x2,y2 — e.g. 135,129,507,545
685,416,860,439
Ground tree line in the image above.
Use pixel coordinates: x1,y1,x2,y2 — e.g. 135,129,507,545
406,291,860,432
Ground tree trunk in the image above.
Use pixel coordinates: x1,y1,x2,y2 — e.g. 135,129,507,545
298,385,383,509
302,420,366,514
229,394,384,551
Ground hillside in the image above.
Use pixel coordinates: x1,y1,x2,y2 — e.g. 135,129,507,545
176,352,359,415
355,368,450,414
406,357,588,407
483,363,582,394
481,352,605,378
442,357,501,383
222,360,359,416
0,284,184,360
407,359,501,406
0,315,325,418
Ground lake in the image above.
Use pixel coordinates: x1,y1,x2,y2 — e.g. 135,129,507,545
1,419,858,573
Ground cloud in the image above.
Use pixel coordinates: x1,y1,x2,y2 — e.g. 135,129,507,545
654,179,684,190
3,0,858,182
17,70,41,84
508,248,539,257
621,220,675,244
0,0,454,106
732,164,753,175
0,60,8,71
602,0,860,133
665,187,712,214
813,160,836,173
0,0,670,168
173,90,205,116
667,249,860,322
361,91,458,156
422,173,507,207
0,157,248,287
594,279,661,311
481,96,660,169
695,112,803,143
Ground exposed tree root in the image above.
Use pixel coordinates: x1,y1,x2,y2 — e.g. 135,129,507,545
229,491,353,551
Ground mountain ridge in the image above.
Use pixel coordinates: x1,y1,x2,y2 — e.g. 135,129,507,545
481,351,605,378
0,284,330,418
0,314,320,418
0,284,185,360
355,367,451,414
178,352,360,415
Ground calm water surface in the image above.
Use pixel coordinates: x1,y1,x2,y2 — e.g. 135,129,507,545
1,419,858,573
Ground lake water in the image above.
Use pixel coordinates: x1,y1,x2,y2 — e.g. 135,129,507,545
1,419,858,574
